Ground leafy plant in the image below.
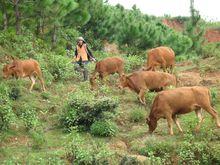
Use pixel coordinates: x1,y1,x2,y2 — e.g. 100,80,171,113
0,83,15,131
90,120,118,137
29,129,46,150
210,87,218,106
60,87,119,131
19,105,39,130
129,109,145,123
66,132,114,164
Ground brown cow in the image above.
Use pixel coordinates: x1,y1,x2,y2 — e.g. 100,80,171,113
90,56,124,89
3,59,46,92
119,71,176,105
144,46,175,73
146,86,220,135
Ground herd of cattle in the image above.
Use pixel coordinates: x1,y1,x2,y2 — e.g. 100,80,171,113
2,46,220,135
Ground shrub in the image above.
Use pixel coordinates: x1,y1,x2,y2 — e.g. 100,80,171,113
210,87,218,106
146,92,157,105
66,132,114,164
176,141,212,165
139,140,174,159
0,83,15,131
19,105,39,130
90,120,118,137
47,54,74,81
124,55,144,72
60,87,119,131
202,42,220,58
9,87,21,100
29,128,46,150
129,109,145,123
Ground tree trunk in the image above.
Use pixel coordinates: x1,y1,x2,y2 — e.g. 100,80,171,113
0,0,8,30
14,0,20,34
52,25,57,47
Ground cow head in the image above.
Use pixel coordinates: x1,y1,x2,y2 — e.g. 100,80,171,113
90,76,97,90
2,64,16,79
146,117,157,133
118,74,127,89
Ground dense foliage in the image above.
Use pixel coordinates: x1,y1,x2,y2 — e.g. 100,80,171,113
0,0,220,164
60,84,119,132
0,0,197,56
0,83,15,131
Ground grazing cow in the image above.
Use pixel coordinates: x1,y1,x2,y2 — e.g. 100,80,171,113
144,46,175,73
146,86,220,135
90,56,124,89
119,71,176,105
2,59,46,92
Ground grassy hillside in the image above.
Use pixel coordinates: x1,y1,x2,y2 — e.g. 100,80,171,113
0,31,220,164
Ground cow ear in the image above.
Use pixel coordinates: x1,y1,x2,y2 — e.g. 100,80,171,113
9,65,16,69
121,74,126,78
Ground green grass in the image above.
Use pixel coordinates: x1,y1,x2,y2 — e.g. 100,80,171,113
1,51,220,164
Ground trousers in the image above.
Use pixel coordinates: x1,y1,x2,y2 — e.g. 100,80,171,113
74,61,89,81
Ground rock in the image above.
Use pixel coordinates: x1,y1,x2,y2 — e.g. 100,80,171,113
129,154,148,163
110,140,127,151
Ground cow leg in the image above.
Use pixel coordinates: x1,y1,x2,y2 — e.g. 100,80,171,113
172,115,183,133
195,109,204,132
29,76,36,92
203,106,220,128
38,76,46,91
161,64,166,72
169,65,173,74
138,88,146,105
166,115,174,135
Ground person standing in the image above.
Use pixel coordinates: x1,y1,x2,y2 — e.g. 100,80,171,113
74,37,96,81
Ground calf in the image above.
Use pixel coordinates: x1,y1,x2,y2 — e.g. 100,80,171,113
144,46,175,73
3,59,46,92
119,71,176,105
90,56,124,89
146,86,220,135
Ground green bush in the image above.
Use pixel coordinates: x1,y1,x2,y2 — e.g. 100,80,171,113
19,105,39,130
161,30,193,55
146,92,157,105
66,132,114,164
129,109,145,123
202,43,220,58
138,136,219,165
0,83,15,131
176,141,212,165
47,54,74,81
139,141,174,159
90,120,118,137
9,87,21,100
29,129,46,150
210,87,218,106
124,55,144,72
60,87,119,131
